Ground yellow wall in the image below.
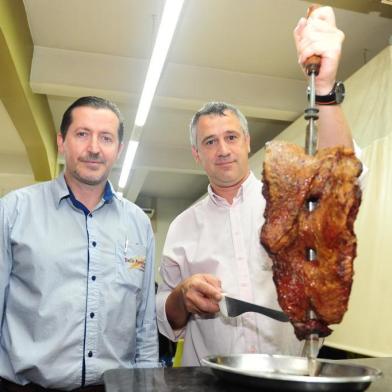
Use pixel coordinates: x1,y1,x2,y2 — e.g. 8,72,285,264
0,0,57,180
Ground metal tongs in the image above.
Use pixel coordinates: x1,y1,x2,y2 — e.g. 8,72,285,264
302,4,321,376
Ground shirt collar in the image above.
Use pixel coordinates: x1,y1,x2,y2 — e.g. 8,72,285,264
207,171,257,206
52,173,71,206
102,181,116,202
52,173,119,208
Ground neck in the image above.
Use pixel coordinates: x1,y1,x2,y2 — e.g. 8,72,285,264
64,174,106,211
211,171,250,204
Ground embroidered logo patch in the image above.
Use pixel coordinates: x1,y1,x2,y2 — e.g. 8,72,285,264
126,256,146,271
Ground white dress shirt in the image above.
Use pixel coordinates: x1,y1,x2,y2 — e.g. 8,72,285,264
156,172,304,366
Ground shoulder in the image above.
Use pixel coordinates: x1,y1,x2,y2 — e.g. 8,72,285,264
248,171,263,189
171,196,207,227
245,172,264,200
117,196,151,226
1,181,51,207
0,181,53,226
164,197,208,243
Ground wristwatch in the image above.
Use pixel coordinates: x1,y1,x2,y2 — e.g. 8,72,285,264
311,81,345,105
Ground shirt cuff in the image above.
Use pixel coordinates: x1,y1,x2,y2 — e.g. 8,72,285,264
156,290,185,342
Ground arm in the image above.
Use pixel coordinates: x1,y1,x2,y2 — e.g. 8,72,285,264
135,224,159,367
156,218,222,337
317,105,353,149
0,197,12,338
294,6,353,149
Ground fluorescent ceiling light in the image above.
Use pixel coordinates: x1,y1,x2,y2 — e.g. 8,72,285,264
135,0,185,127
118,0,184,190
118,140,139,189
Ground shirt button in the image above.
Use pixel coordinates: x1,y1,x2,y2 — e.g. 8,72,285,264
91,276,96,281
88,351,93,357
88,213,93,218
92,241,97,247
90,312,95,318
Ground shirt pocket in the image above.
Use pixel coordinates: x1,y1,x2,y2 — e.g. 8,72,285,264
116,242,146,290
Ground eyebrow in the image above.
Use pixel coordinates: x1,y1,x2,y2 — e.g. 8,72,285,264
73,127,115,136
72,126,93,134
200,129,241,142
200,134,215,144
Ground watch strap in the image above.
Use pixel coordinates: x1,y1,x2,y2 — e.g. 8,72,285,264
314,82,344,105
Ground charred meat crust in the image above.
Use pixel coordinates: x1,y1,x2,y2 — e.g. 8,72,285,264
260,141,362,340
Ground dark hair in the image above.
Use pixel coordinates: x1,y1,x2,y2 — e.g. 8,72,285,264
60,96,124,143
189,101,249,148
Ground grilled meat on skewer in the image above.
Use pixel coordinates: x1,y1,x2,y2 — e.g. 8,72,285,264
260,141,362,340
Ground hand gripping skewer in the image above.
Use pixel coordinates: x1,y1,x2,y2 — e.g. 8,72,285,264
303,4,320,376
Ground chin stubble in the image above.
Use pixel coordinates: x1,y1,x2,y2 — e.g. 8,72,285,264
72,170,108,186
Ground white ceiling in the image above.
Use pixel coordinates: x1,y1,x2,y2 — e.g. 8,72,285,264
2,0,391,204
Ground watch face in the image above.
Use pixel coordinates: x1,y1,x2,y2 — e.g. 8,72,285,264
335,81,345,104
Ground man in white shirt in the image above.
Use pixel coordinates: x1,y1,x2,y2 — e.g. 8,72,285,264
156,6,355,366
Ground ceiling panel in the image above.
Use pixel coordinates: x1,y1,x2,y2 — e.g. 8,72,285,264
2,0,390,204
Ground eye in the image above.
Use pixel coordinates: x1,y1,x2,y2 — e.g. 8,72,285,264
204,138,216,146
76,131,88,138
100,134,114,144
227,134,238,142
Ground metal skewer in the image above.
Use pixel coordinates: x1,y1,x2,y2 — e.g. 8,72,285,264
304,65,320,376
305,69,319,156
303,4,321,376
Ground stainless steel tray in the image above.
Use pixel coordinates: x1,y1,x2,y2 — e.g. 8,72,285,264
201,354,382,391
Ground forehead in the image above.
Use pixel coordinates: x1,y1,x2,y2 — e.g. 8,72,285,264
197,110,242,135
70,106,119,131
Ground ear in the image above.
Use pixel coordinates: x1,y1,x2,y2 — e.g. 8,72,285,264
246,133,251,153
117,142,125,158
191,146,200,163
57,132,65,154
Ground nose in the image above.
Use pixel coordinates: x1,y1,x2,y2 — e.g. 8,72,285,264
217,139,230,157
87,135,100,153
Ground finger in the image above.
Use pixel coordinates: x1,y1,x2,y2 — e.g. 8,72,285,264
296,31,343,65
194,297,220,314
184,289,220,315
198,278,222,301
308,6,336,27
202,274,222,291
293,17,307,49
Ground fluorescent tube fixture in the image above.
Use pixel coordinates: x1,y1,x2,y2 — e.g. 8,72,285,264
118,140,139,189
118,0,184,190
135,0,185,127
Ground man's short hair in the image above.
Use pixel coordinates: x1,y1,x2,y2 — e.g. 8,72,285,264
189,101,249,148
60,96,124,143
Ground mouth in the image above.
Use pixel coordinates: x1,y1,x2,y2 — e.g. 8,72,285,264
80,159,105,168
216,161,235,167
